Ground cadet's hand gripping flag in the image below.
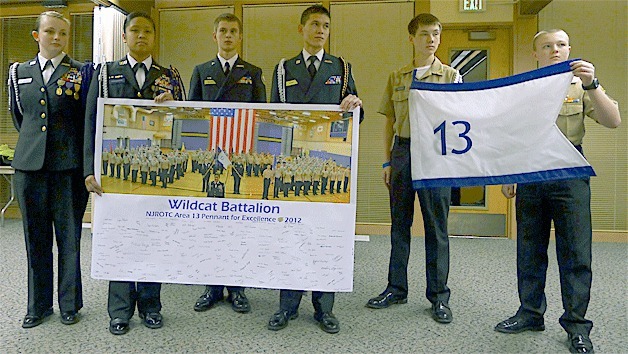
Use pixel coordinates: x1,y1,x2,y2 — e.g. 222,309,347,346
409,60,595,189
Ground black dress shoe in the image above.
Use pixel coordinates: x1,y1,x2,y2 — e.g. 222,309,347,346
139,312,163,329
431,301,453,323
193,291,224,312
60,311,80,325
22,308,53,328
495,315,545,334
227,291,250,313
267,310,298,331
568,333,594,353
366,291,407,309
109,318,129,335
314,312,340,334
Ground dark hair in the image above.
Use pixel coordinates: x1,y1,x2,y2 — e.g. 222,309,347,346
408,13,441,36
300,5,330,25
123,12,155,33
34,11,70,31
214,13,242,33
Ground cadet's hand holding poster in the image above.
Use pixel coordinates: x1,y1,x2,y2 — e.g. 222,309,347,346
90,99,359,292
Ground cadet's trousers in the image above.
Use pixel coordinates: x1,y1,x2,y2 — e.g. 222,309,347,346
206,285,244,296
15,169,84,316
515,177,593,335
387,137,451,303
108,281,161,320
262,178,270,199
280,290,334,315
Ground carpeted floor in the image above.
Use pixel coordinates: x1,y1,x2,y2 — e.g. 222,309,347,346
0,219,626,353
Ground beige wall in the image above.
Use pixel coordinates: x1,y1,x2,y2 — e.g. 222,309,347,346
159,7,232,90
539,0,627,231
1,0,625,234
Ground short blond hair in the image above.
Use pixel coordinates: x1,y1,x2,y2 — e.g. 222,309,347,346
533,29,569,50
34,11,70,31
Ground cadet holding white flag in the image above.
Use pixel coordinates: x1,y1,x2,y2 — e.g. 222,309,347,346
495,29,620,354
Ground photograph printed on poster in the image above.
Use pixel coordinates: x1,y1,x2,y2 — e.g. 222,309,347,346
95,99,355,204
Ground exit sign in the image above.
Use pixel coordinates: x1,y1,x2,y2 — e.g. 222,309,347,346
460,0,485,12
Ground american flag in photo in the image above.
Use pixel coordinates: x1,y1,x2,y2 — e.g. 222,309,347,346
209,107,256,153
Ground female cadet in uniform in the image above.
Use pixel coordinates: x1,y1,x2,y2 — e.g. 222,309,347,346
8,11,90,329
83,11,184,336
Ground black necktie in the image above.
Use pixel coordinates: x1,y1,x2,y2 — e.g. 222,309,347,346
133,63,146,86
133,62,146,74
307,56,317,78
224,62,230,76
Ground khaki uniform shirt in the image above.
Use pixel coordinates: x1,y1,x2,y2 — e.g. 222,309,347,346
558,77,617,146
378,57,460,139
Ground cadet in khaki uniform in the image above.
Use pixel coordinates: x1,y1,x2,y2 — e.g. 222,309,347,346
273,162,283,198
159,155,169,188
367,14,462,326
102,150,109,175
267,5,363,335
8,11,90,329
130,156,140,182
495,29,621,354
262,165,273,200
84,12,184,336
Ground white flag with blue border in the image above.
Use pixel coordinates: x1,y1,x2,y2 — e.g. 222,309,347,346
409,60,595,189
217,147,231,168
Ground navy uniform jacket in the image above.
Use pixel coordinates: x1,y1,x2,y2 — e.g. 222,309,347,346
84,58,183,177
207,181,225,198
233,162,244,178
189,56,266,102
271,52,363,121
9,55,87,171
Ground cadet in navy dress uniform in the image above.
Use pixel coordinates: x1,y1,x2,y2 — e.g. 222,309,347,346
8,11,89,329
207,174,226,198
232,159,244,194
83,12,184,336
267,5,363,334
188,13,266,316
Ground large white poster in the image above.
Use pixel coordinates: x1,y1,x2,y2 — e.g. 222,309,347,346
91,99,359,292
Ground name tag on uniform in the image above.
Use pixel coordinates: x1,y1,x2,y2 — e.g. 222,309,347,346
204,78,216,85
18,78,33,84
564,97,580,103
394,86,406,91
286,79,298,87
325,75,341,85
109,75,125,84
